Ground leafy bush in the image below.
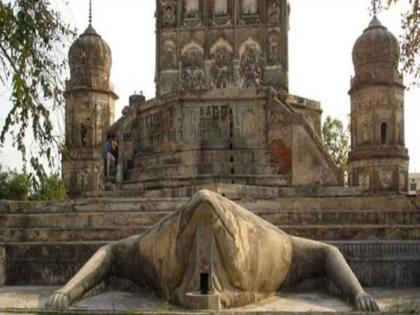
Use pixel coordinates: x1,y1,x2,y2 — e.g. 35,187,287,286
0,166,67,201
0,168,31,201
32,174,67,201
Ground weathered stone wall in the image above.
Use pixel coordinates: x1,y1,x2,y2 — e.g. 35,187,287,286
291,124,341,186
287,94,322,136
266,95,341,187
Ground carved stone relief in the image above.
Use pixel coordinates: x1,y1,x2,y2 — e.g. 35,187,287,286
239,39,263,88
161,40,177,70
268,0,280,24
210,39,233,89
214,0,228,16
359,172,370,190
241,0,258,15
184,0,201,23
361,117,370,144
199,105,231,140
379,169,393,190
160,0,176,27
268,32,281,65
181,42,205,90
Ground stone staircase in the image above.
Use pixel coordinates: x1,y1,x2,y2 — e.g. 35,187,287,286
1,189,419,287
125,148,290,189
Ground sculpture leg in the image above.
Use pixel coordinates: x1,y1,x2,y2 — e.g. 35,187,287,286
285,236,379,312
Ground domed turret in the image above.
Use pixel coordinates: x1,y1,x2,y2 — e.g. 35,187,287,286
68,24,112,90
348,16,409,193
63,1,118,197
351,16,401,88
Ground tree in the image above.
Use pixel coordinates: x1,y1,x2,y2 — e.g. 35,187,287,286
0,166,31,200
32,174,67,201
322,116,350,169
0,165,67,201
372,0,420,81
0,0,75,184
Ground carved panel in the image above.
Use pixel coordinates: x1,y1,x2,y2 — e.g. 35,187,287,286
183,0,201,26
210,38,233,88
378,169,393,190
160,0,177,28
161,40,177,70
211,0,232,25
241,0,258,15
239,38,264,87
358,172,370,190
181,42,205,90
214,0,228,16
199,105,231,140
267,31,281,66
267,0,281,24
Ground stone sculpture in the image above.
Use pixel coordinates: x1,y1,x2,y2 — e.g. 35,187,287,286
46,190,379,311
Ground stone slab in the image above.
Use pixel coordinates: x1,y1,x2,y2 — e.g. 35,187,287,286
0,287,419,313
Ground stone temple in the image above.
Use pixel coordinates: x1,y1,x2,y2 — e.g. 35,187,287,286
62,1,409,196
0,1,419,313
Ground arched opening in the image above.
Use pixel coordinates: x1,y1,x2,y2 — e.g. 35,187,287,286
381,122,388,144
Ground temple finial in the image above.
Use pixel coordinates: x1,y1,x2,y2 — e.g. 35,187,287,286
372,0,378,16
89,0,93,26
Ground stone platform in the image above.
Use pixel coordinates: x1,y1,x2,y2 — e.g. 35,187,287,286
0,287,419,314
1,187,420,288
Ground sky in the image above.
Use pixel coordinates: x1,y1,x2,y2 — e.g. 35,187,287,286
0,0,419,173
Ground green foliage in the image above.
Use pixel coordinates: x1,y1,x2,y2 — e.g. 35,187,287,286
0,166,67,201
322,116,350,169
372,0,420,82
32,174,67,201
0,0,75,184
0,167,31,200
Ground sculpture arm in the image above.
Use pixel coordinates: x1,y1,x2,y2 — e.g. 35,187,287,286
46,235,139,309
286,237,379,312
46,244,113,309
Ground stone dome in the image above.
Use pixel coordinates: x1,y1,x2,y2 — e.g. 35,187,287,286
352,16,401,86
68,25,112,90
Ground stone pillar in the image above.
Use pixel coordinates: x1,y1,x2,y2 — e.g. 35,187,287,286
0,243,5,285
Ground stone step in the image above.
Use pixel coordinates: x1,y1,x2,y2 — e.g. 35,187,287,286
2,225,420,242
279,225,420,241
1,209,420,228
123,175,290,191
0,211,170,228
257,209,420,226
87,184,367,199
3,241,420,287
0,198,187,214
37,195,414,213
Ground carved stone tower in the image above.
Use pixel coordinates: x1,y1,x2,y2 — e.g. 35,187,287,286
156,0,290,96
63,16,118,197
348,17,409,192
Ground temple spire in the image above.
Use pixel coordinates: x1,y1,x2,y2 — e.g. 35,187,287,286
89,0,93,26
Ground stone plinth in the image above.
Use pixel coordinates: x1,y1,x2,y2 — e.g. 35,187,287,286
184,292,221,310
0,287,419,313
